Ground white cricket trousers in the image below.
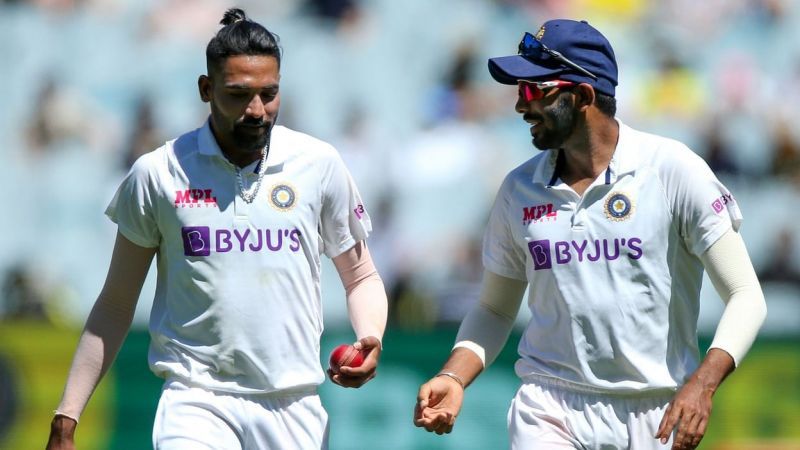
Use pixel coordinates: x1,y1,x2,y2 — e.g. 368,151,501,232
508,377,675,449
153,379,329,450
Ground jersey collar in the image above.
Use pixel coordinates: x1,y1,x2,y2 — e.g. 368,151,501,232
198,119,226,159
606,119,638,183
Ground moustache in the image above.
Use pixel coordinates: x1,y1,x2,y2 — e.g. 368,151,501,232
236,120,270,129
523,114,544,122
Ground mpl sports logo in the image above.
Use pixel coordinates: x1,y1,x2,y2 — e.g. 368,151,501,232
712,193,735,214
528,237,643,270
182,226,301,256
175,189,217,208
523,203,557,225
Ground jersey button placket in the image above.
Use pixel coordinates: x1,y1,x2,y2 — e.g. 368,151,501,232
572,207,588,230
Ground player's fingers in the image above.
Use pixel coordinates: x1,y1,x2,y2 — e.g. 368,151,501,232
327,369,343,386
672,413,699,450
413,401,424,423
330,367,367,388
338,371,377,388
413,407,445,429
354,337,382,366
432,413,454,434
412,416,430,429
413,414,434,431
416,415,445,432
338,364,375,378
655,402,677,441
360,370,377,384
440,411,457,434
421,413,446,433
448,413,457,427
690,417,708,448
685,412,701,439
672,419,687,449
678,412,703,449
335,374,364,388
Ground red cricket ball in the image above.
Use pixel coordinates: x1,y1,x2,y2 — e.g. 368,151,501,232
329,344,365,374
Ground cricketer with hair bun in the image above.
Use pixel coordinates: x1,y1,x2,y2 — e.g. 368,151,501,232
46,8,387,450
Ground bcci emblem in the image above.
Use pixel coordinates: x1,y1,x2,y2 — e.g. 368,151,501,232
604,192,634,221
270,183,297,211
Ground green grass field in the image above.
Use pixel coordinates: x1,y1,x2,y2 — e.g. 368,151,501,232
1,324,798,449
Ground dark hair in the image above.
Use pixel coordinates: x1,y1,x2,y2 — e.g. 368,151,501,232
595,93,616,117
205,8,282,73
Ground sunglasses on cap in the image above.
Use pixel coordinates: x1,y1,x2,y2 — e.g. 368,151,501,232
518,32,598,80
517,80,575,102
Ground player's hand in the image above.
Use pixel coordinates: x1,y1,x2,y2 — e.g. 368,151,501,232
327,336,381,388
655,377,713,449
413,375,464,435
46,415,77,450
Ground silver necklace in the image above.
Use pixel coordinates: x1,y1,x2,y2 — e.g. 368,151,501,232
235,140,270,204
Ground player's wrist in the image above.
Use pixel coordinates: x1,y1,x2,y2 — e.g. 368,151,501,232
435,371,465,390
50,414,78,437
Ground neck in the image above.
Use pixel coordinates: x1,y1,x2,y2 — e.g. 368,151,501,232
226,148,264,169
560,115,619,181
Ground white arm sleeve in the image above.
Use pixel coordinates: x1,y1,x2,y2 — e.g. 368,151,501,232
333,241,387,342
701,229,767,366
55,296,136,421
453,270,528,367
55,232,154,421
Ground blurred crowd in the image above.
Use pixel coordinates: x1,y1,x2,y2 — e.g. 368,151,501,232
1,0,799,334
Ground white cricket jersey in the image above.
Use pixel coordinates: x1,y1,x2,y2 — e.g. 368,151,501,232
106,120,371,394
483,120,742,393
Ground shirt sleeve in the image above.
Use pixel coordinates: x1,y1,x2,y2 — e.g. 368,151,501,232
104,155,161,248
319,148,371,258
661,144,742,256
482,176,528,281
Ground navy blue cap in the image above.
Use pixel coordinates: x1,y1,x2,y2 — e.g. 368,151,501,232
488,19,618,97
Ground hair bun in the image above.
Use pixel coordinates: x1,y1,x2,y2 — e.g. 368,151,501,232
221,8,247,26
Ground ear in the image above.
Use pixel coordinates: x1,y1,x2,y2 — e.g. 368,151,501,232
574,83,595,111
198,75,212,103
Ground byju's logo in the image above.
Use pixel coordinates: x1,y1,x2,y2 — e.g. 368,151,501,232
181,226,301,257
353,204,365,220
175,189,218,208
523,204,557,225
711,193,735,214
528,240,553,270
528,237,643,270
182,226,211,256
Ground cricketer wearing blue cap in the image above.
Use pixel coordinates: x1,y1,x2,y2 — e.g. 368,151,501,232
488,19,618,97
414,19,766,450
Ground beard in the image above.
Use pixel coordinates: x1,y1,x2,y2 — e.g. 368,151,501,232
210,102,277,154
532,94,578,150
232,121,270,153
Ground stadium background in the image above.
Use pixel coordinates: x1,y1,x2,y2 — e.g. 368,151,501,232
1,0,799,448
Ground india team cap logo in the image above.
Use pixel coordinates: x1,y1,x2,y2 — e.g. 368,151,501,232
270,183,297,211
604,191,634,221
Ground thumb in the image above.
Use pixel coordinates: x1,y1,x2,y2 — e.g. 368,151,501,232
417,383,433,409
